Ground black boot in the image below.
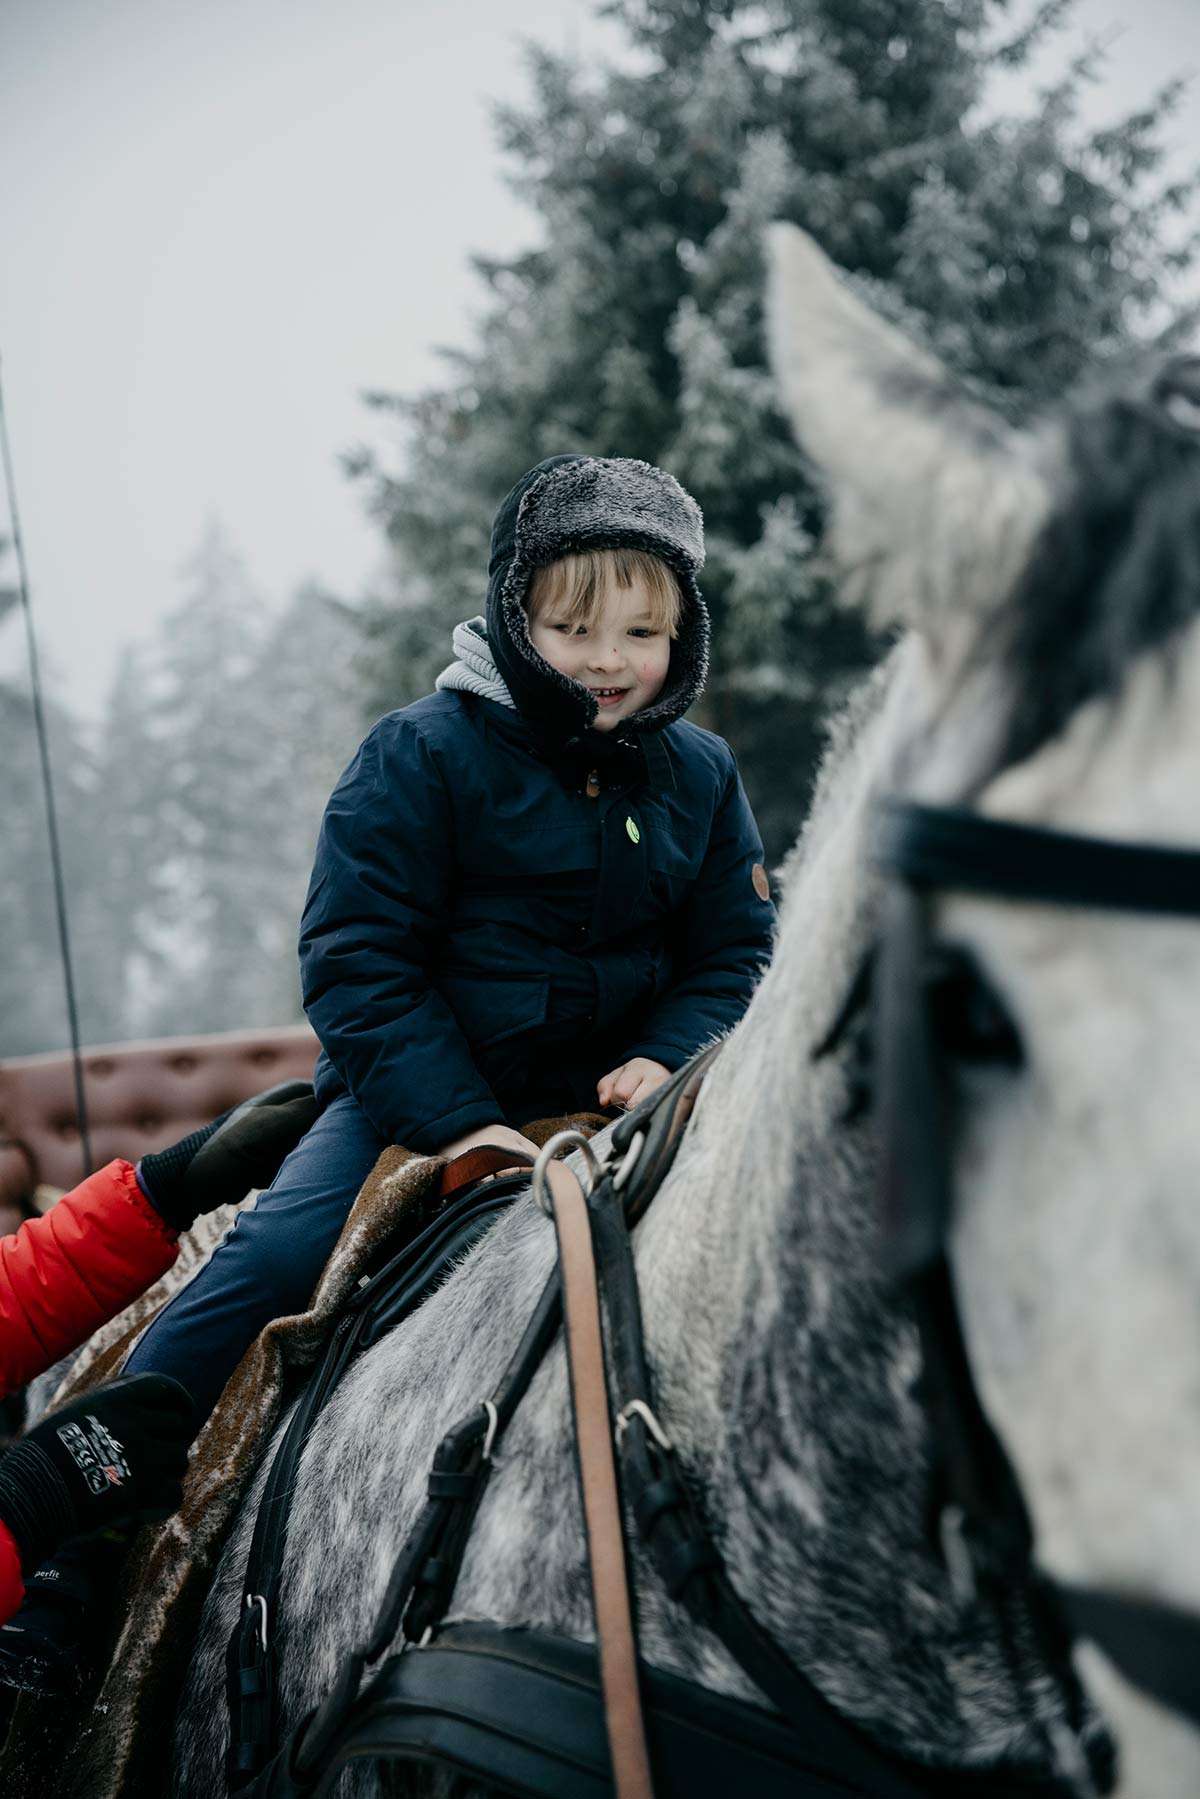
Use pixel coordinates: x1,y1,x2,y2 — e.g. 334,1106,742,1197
137,1079,317,1231
0,1528,130,1699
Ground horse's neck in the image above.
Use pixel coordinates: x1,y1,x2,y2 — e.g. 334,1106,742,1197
622,651,1081,1768
626,663,896,1631
634,650,894,1415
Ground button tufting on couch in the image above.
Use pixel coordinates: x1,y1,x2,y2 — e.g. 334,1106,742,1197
0,1025,320,1209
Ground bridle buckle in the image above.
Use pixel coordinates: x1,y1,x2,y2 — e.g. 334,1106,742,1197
246,1592,269,1653
938,1504,978,1606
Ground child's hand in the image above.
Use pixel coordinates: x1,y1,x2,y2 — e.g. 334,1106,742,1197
596,1058,671,1112
435,1123,541,1172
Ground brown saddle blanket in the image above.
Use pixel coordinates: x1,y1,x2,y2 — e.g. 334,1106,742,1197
0,1115,605,1799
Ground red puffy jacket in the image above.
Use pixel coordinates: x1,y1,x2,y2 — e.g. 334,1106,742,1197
0,1161,179,1619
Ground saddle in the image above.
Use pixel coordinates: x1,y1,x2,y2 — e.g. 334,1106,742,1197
0,1113,606,1799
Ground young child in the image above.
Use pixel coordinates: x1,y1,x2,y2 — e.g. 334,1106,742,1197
137,450,774,1412
7,454,775,1689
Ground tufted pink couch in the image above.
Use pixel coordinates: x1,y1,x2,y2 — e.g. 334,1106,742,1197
0,1025,320,1211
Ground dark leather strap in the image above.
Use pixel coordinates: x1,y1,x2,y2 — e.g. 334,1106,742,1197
878,799,1200,917
546,1158,654,1799
874,792,1200,1749
282,1622,969,1799
610,1042,719,1224
874,884,952,1278
274,1274,568,1795
440,1144,536,1198
228,1168,534,1787
1056,1583,1200,1727
585,1167,996,1797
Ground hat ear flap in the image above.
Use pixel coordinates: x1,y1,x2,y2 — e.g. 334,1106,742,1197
765,224,1054,662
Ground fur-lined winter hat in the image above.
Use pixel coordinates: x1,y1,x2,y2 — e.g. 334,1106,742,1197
484,454,710,742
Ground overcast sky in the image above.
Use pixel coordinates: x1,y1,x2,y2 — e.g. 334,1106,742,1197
1,0,1197,719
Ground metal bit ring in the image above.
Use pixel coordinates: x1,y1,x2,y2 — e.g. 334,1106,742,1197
532,1130,604,1216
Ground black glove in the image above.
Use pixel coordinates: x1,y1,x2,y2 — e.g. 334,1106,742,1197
0,1374,193,1573
137,1079,318,1231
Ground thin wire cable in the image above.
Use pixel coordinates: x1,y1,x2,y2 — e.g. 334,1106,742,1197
0,352,93,1175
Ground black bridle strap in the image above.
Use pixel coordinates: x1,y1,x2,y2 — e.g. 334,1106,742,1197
874,883,951,1277
227,1173,537,1786
878,800,1200,917
609,1041,722,1225
1055,1584,1200,1728
870,872,1085,1752
279,1266,569,1792
586,1157,1008,1799
874,793,1200,1755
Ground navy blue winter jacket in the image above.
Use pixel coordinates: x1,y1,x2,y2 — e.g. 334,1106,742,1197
299,690,775,1152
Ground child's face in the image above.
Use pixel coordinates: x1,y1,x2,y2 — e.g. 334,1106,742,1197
528,572,672,733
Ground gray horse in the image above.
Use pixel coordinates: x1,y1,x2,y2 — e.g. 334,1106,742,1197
153,227,1199,1798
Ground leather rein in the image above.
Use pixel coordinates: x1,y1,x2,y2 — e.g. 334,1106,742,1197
874,797,1200,1780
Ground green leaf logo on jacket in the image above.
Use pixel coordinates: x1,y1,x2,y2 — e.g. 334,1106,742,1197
625,816,641,845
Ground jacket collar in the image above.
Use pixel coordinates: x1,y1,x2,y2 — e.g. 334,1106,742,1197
471,697,675,796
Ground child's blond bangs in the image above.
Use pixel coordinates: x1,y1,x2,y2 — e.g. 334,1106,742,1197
527,548,682,637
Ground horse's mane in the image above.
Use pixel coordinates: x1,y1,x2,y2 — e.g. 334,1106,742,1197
988,378,1200,776
778,650,897,892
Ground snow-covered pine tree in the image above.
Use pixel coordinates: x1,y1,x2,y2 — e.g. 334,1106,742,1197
0,681,89,1056
68,647,166,1044
71,568,366,1046
350,0,1197,858
138,523,273,1036
0,540,101,1055
244,581,369,1025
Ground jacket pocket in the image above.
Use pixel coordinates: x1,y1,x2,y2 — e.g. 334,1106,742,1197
436,972,551,1050
646,829,707,912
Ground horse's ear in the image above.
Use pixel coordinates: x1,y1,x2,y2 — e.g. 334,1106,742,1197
765,223,1053,654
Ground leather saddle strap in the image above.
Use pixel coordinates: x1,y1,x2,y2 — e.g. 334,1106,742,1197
610,1041,720,1226
545,1158,655,1799
440,1143,535,1199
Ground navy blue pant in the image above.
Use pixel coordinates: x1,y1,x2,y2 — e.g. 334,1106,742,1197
124,1092,389,1430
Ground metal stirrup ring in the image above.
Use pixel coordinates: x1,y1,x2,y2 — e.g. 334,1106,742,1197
246,1592,269,1653
532,1130,603,1216
612,1128,646,1193
615,1399,672,1452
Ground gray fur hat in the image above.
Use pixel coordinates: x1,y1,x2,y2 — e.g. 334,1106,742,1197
484,454,710,741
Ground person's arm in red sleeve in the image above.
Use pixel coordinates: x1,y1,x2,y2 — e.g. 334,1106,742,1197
0,1082,318,1403
0,1518,23,1622
0,1160,178,1400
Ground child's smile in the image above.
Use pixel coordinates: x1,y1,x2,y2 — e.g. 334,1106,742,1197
527,573,671,732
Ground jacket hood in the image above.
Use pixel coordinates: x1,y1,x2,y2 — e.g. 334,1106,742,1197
484,454,710,744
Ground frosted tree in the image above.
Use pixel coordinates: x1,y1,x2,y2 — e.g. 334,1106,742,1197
239,582,368,1026
138,523,272,1036
0,546,99,1055
349,0,1196,858
74,648,169,1042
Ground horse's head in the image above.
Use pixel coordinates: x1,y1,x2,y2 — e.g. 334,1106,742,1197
768,223,1200,1791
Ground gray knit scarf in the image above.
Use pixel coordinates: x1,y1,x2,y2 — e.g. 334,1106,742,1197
434,617,516,709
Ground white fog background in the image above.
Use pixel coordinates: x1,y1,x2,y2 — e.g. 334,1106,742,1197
1,0,1198,720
